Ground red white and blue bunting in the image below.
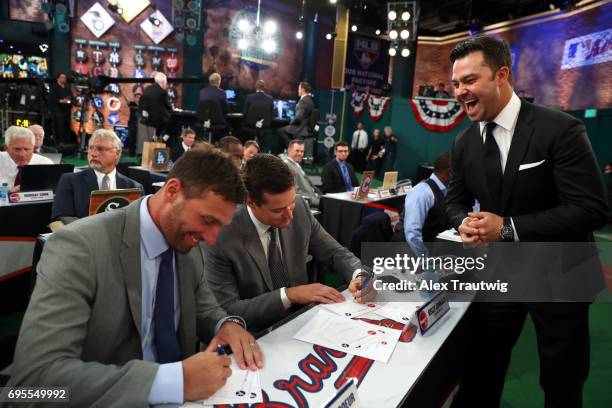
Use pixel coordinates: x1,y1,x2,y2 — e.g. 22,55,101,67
409,98,465,132
350,90,369,117
367,95,391,121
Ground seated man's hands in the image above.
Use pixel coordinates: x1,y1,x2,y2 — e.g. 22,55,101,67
209,322,264,371
286,283,345,305
349,274,377,303
182,351,231,401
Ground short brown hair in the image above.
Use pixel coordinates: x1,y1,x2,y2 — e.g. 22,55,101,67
255,80,265,91
167,148,246,203
450,35,513,84
244,140,260,151
334,140,349,151
244,154,295,205
299,81,311,93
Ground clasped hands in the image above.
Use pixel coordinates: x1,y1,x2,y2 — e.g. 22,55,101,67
458,211,503,244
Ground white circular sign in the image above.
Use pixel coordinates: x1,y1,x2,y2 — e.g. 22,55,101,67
323,136,335,149
324,125,336,137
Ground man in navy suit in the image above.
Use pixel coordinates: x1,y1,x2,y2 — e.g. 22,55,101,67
51,129,142,224
321,141,359,194
243,80,274,119
171,128,196,163
199,73,229,125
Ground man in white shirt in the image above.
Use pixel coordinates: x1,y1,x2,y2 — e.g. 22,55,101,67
350,122,369,172
0,125,53,191
51,129,142,222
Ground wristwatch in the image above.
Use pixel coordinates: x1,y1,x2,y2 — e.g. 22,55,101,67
500,217,514,242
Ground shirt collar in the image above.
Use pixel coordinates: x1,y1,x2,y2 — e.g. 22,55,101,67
247,206,271,237
429,173,448,194
335,158,346,167
139,195,170,259
182,142,190,151
92,167,117,182
479,92,521,135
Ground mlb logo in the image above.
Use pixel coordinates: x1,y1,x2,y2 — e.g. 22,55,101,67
354,37,380,70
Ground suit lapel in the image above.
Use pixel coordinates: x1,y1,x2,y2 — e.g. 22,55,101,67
500,101,535,214
83,167,99,191
118,198,144,340
116,173,126,189
238,207,274,291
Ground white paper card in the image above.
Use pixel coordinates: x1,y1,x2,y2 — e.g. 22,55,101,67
322,300,383,318
293,309,401,363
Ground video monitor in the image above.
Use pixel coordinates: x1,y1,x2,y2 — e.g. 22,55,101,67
274,99,296,120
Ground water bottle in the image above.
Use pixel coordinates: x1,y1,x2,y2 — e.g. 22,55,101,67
0,182,9,206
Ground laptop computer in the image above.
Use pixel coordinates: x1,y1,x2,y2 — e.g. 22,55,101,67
20,164,74,192
40,152,62,164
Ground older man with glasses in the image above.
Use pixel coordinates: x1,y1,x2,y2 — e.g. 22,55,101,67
51,129,142,225
0,125,54,192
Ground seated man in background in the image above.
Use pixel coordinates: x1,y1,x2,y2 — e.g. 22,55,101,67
218,135,243,167
321,141,359,194
0,125,53,191
171,128,196,162
9,148,262,406
29,124,58,154
282,139,321,208
199,73,229,124
277,81,315,148
51,129,142,224
204,154,363,331
391,152,451,257
140,72,173,140
434,82,450,98
242,140,260,169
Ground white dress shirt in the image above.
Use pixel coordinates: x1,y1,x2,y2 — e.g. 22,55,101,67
0,151,53,189
351,129,369,150
92,168,117,190
247,206,292,309
181,142,191,152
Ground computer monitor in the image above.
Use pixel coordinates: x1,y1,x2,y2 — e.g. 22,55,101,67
225,89,237,104
20,164,74,192
40,153,62,164
274,99,296,120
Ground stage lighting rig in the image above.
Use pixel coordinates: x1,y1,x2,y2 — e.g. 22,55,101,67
387,1,417,58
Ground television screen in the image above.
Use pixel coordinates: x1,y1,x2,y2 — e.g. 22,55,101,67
225,89,237,103
0,54,48,78
274,99,296,120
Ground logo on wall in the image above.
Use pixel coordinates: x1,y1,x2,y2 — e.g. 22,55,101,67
140,10,174,45
353,37,380,70
561,28,612,70
80,2,115,38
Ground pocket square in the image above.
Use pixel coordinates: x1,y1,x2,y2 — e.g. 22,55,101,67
518,160,545,171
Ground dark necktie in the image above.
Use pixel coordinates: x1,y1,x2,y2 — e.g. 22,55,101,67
14,166,24,187
340,163,353,192
268,227,289,289
153,248,182,363
483,122,503,211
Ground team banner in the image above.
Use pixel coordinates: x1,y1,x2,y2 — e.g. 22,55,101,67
344,33,390,96
561,28,612,70
409,98,465,132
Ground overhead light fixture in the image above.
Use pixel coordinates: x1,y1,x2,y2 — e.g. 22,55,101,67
326,32,337,40
296,30,303,39
375,29,381,35
238,19,250,32
329,0,337,4
351,24,357,32
388,10,397,21
401,11,411,21
238,38,249,50
389,30,398,39
401,47,410,57
262,39,277,53
389,47,397,56
264,20,277,34
400,29,409,39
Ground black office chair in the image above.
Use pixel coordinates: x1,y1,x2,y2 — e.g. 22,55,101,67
196,100,227,144
349,212,393,259
137,93,159,141
242,104,273,147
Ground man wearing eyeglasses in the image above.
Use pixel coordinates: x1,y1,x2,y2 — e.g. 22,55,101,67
51,129,142,225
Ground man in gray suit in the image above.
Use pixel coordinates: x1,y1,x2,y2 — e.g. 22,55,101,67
282,139,321,208
9,149,263,407
204,154,364,332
